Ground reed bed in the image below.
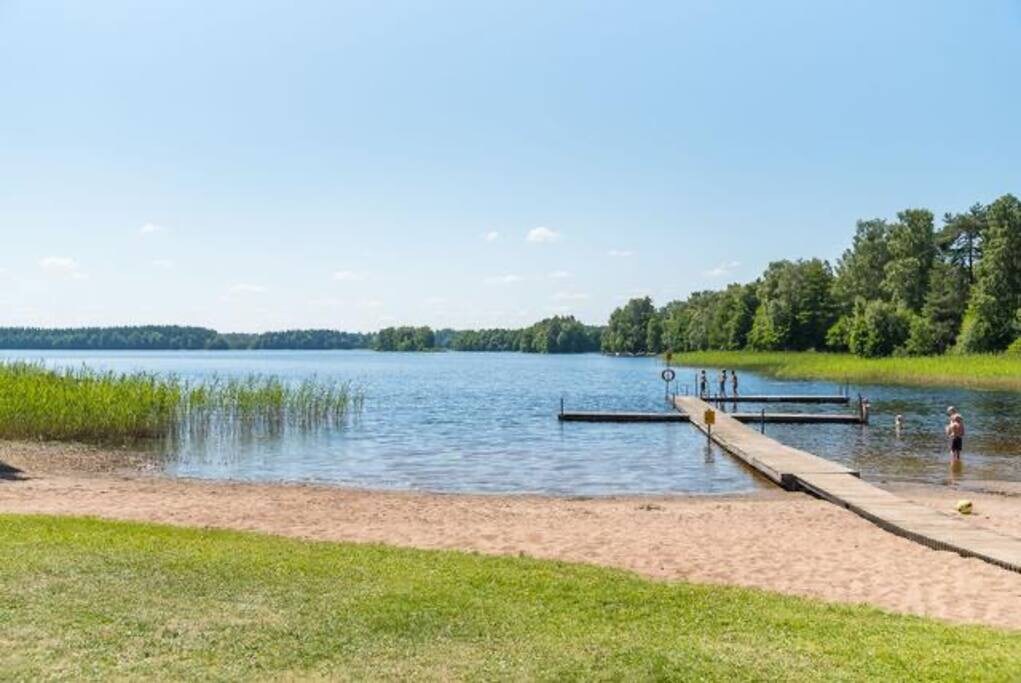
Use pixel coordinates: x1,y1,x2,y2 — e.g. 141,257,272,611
0,361,363,444
673,351,1021,391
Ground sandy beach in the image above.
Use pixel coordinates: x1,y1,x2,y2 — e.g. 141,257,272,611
2,441,1021,630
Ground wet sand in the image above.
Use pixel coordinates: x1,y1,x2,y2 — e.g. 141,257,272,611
2,441,1021,630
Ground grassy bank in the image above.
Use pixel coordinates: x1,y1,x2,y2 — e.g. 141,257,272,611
1,515,1019,680
672,351,1021,391
0,361,363,443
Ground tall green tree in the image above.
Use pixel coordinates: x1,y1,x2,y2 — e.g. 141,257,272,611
920,260,970,353
832,219,890,311
882,209,936,312
959,194,1021,351
748,260,835,350
938,203,987,283
602,297,658,354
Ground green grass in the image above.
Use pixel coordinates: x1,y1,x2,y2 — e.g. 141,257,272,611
672,350,1021,391
0,361,363,443
1,515,1018,680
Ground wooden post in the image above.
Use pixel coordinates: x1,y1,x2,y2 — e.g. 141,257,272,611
560,396,564,417
760,408,765,434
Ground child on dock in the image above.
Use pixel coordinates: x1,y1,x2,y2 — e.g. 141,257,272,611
719,370,727,398
699,370,707,397
730,370,738,396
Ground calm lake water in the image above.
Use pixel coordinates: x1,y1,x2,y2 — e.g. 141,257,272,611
3,350,1020,494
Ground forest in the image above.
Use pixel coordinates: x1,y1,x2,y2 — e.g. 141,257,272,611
602,194,1021,358
0,317,602,354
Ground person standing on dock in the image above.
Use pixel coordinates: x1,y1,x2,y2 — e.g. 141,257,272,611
730,370,739,397
699,370,707,398
718,370,727,399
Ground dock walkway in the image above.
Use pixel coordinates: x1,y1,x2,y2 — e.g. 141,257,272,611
674,395,1021,573
559,411,861,424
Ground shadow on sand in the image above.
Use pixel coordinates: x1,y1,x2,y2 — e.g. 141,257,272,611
0,460,26,482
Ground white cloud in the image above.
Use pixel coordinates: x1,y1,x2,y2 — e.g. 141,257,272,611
704,260,742,277
484,274,522,285
553,291,589,301
229,283,267,294
332,270,365,282
526,226,561,243
139,222,164,235
608,249,634,257
151,259,175,269
483,231,499,242
38,256,88,279
548,270,571,279
425,296,447,305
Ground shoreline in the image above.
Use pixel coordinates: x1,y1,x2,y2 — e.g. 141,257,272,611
672,350,1021,391
3,441,1021,630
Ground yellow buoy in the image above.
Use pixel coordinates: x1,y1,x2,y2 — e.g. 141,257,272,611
956,499,973,515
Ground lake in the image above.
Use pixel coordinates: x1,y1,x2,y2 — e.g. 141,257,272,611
2,350,1019,494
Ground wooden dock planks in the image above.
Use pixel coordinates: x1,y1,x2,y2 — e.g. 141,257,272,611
559,410,861,424
673,395,1021,573
700,394,849,404
558,411,688,422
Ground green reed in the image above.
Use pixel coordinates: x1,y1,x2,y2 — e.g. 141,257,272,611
0,361,363,444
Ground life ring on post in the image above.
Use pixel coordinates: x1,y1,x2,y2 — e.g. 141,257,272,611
661,369,676,382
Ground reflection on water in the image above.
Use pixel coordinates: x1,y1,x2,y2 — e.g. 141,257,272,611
1,349,1018,493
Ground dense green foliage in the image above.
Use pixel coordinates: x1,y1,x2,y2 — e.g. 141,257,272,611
223,329,373,350
0,320,603,354
0,325,223,350
674,350,1021,391
3,515,1019,680
447,316,600,353
374,326,437,351
0,362,361,443
0,326,374,351
605,194,1021,358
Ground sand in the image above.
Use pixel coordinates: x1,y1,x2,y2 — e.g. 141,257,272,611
2,442,1021,630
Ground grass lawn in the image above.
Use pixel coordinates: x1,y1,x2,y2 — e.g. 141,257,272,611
672,350,1021,391
1,515,1019,680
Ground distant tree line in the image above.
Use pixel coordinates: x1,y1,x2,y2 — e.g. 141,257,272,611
601,193,1021,358
0,318,603,354
0,326,375,351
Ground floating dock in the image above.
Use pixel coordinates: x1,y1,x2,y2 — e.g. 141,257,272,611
558,411,862,424
558,411,688,423
673,395,1021,573
701,394,849,404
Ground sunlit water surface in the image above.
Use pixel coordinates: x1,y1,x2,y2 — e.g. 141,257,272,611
3,350,1019,494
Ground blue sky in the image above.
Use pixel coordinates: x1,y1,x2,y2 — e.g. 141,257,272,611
1,1,1019,332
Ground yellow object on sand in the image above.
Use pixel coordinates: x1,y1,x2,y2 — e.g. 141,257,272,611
956,499,973,515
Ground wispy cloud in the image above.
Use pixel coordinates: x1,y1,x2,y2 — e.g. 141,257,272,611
38,256,88,280
526,226,561,243
607,249,634,257
704,260,741,277
552,291,589,301
483,231,499,242
139,222,164,235
332,270,365,282
484,274,522,285
548,270,571,279
229,283,268,294
151,259,175,269
425,296,447,305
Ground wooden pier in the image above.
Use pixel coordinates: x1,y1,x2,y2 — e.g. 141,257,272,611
701,394,849,404
558,411,687,423
673,395,1021,573
558,411,862,424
